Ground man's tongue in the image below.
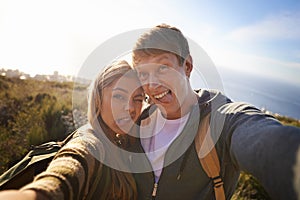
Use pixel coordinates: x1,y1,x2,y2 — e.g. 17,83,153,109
156,91,172,103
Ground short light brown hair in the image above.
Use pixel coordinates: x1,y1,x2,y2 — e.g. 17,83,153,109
132,24,190,66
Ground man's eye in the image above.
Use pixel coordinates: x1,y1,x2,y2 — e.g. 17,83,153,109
158,65,168,72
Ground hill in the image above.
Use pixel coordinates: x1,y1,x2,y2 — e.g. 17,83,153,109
0,76,78,174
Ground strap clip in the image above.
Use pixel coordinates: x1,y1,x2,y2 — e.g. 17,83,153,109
212,176,224,188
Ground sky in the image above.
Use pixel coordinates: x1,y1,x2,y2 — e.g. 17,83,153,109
1,0,300,86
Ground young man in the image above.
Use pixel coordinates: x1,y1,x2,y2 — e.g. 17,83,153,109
130,24,300,200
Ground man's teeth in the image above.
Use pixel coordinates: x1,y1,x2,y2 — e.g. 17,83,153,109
154,90,169,99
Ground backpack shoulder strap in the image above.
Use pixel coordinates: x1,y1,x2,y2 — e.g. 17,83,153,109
0,130,78,190
195,112,225,200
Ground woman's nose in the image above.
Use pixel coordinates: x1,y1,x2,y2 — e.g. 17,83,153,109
124,100,136,117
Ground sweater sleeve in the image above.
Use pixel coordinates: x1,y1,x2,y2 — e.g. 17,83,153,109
20,130,105,200
220,102,300,200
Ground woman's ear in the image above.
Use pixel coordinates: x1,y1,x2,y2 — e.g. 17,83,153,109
184,55,193,78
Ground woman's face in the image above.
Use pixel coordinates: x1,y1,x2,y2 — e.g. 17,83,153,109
101,75,144,135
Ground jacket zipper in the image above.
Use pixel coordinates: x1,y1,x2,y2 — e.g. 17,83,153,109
137,133,160,199
152,182,158,198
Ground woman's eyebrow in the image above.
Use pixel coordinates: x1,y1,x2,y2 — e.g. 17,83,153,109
113,88,144,97
112,87,128,93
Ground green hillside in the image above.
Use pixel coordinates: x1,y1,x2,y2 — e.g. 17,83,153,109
0,76,76,173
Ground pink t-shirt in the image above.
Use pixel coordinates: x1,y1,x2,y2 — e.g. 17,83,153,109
141,110,190,182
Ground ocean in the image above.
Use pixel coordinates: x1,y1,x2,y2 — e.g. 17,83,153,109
191,68,300,120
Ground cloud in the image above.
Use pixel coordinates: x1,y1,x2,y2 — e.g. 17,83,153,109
208,45,300,85
294,50,300,59
228,11,300,41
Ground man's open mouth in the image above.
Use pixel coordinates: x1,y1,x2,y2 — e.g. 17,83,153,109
153,90,170,99
152,90,173,103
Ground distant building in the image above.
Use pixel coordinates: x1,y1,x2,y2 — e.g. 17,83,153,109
48,71,69,82
34,74,49,81
0,69,6,76
6,69,20,78
0,68,30,79
19,74,30,80
0,68,91,84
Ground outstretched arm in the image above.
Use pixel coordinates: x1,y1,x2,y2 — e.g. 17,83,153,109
0,130,104,200
0,189,47,200
225,103,300,199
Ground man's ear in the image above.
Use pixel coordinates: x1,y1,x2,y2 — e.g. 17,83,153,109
184,55,193,78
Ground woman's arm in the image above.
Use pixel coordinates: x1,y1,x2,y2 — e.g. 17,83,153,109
0,130,104,200
0,189,47,200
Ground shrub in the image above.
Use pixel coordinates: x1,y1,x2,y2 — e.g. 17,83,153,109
0,77,74,173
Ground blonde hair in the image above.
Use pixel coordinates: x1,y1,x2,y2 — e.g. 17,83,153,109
87,60,137,200
132,24,190,66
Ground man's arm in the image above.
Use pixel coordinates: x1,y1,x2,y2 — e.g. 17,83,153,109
224,102,300,199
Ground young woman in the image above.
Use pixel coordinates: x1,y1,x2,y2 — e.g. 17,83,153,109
0,60,145,200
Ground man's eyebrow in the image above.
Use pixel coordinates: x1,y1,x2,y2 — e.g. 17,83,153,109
155,55,171,63
137,55,172,68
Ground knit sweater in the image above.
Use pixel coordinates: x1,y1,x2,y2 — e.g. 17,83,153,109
21,127,133,200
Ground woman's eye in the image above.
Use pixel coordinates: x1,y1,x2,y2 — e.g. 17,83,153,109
113,94,125,101
134,97,144,103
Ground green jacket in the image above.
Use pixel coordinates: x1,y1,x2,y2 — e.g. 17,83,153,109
131,89,300,200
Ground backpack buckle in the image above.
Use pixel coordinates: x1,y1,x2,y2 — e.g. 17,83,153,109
212,175,224,188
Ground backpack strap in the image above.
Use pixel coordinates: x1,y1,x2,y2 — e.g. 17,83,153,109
54,130,78,147
195,112,225,200
0,130,78,190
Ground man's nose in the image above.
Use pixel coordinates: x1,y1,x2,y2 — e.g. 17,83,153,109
147,74,159,90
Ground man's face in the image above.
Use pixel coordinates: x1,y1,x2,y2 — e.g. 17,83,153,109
135,53,192,119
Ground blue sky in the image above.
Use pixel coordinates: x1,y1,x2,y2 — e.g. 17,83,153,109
0,0,299,85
